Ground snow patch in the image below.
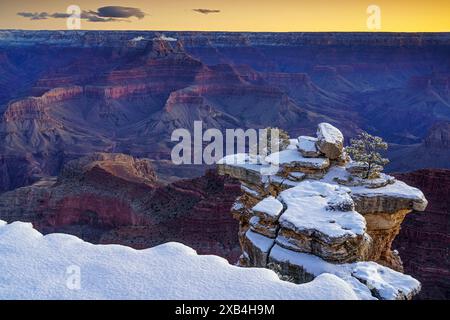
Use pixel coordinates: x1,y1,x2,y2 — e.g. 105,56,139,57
241,185,260,197
252,196,284,219
130,36,145,42
270,244,420,300
218,153,280,176
297,136,319,153
245,229,274,253
270,244,375,300
278,181,365,238
265,149,329,169
153,35,178,42
287,139,299,150
0,220,359,300
231,200,244,211
351,262,421,300
280,180,351,198
323,166,427,203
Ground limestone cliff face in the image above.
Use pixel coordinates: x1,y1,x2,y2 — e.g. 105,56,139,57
0,154,43,192
394,169,450,300
218,123,428,300
424,122,450,149
84,84,154,100
0,153,157,228
2,87,84,122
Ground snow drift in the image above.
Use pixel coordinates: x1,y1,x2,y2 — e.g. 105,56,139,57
0,220,358,300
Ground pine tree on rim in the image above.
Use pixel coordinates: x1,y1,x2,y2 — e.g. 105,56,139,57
345,131,389,179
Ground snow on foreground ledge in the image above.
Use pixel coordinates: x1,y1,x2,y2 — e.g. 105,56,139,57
0,220,359,300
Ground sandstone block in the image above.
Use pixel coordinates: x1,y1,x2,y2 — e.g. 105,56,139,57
316,123,344,160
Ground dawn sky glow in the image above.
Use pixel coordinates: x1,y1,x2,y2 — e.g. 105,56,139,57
0,0,449,32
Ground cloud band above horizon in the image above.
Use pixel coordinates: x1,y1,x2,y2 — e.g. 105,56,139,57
17,6,146,23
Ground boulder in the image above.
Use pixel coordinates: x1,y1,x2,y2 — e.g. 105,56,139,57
316,123,344,160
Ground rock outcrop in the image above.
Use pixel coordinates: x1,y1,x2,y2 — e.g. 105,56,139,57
0,153,157,228
2,87,84,122
316,123,344,160
218,123,428,300
424,122,450,149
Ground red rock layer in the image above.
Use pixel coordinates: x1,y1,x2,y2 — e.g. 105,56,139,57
89,170,242,262
0,154,242,263
2,87,83,122
394,169,450,300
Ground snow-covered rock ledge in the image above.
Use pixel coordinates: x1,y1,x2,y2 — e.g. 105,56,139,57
0,220,360,300
217,123,427,299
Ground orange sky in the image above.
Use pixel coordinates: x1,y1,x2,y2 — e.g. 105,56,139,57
0,0,449,32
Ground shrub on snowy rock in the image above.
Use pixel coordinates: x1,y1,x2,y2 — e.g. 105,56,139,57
345,132,389,179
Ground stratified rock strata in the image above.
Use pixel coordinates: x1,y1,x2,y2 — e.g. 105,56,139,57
218,123,428,300
0,153,242,262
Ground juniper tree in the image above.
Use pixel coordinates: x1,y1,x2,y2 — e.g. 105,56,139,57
345,131,389,179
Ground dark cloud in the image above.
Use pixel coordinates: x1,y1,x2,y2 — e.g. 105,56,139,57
96,6,146,19
17,12,49,20
17,6,145,23
50,13,71,19
193,9,221,15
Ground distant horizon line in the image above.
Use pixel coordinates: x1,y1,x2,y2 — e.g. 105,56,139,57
1,29,449,34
